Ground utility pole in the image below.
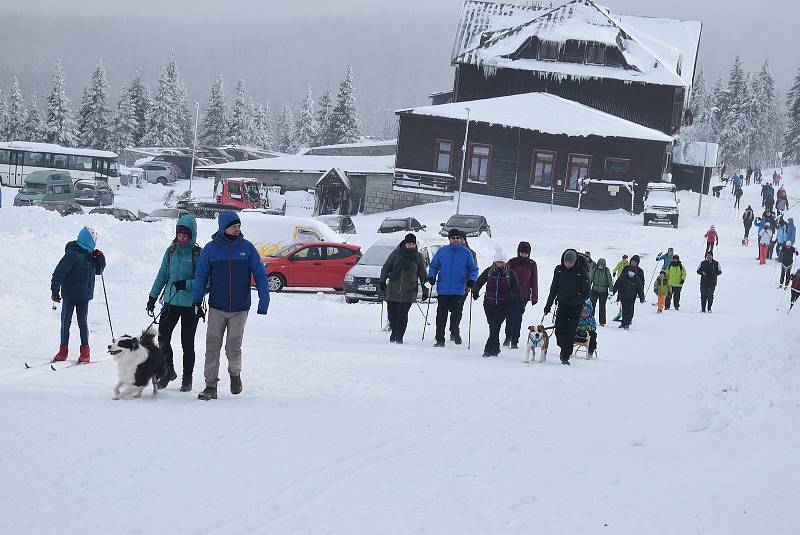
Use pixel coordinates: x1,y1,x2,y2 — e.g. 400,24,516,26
456,107,471,215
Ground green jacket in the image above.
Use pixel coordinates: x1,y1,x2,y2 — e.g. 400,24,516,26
590,260,613,293
667,262,687,287
380,246,427,303
612,259,628,278
149,214,200,307
654,274,671,296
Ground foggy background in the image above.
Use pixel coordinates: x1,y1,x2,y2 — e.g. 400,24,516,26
0,0,796,138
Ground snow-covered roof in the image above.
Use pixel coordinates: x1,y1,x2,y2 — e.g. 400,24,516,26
0,141,117,158
299,139,396,155
452,0,701,91
315,168,353,190
398,93,674,143
673,141,718,167
198,155,396,175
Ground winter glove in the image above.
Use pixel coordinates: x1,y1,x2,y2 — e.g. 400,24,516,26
472,290,480,300
640,297,645,304
427,276,436,285
257,299,269,315
421,285,430,301
465,279,475,288
379,280,387,292
51,291,61,303
146,296,156,313
172,280,187,291
193,302,205,321
92,249,103,258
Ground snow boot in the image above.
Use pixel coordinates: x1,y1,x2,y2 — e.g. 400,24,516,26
434,340,445,347
157,364,177,390
451,333,463,345
395,338,403,344
78,345,91,363
230,374,242,395
502,337,511,347
53,345,69,362
510,341,518,350
180,375,192,392
198,386,217,400
482,352,491,358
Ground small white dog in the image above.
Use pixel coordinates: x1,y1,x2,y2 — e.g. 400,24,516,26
525,324,550,365
107,326,164,400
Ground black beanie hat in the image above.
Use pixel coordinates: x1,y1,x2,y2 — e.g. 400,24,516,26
448,228,461,238
225,217,241,230
517,241,531,255
402,233,417,245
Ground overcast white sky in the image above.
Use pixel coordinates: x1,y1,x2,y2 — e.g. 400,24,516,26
1,0,797,134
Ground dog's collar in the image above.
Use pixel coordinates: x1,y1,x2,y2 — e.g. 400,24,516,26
528,335,542,347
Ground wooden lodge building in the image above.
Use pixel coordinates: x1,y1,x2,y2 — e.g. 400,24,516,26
395,0,702,212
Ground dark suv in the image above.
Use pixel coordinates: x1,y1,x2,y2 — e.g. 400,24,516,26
377,217,426,233
439,214,491,238
74,179,114,206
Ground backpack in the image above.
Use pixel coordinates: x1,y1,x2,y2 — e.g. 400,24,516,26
168,242,202,273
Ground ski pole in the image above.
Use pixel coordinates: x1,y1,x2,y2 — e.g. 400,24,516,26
415,302,430,325
100,272,115,341
467,290,473,350
421,296,432,341
646,260,659,301
776,287,789,311
380,300,384,331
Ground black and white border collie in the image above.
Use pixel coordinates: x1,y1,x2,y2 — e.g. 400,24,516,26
107,326,164,400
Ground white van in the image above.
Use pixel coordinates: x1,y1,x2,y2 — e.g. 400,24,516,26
643,183,679,228
238,210,343,257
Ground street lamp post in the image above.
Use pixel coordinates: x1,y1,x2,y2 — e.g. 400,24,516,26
188,101,200,194
456,107,471,215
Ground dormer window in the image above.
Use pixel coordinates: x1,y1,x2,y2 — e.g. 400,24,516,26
539,41,559,61
586,44,606,65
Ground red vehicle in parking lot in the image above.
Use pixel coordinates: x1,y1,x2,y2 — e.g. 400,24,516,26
255,241,362,292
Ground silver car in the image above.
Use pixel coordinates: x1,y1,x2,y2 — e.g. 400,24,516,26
141,208,189,222
139,162,179,185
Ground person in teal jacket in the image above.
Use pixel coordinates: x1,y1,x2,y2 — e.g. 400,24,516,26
147,214,202,392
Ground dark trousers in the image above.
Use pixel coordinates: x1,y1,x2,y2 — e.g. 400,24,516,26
590,290,608,324
620,298,637,326
387,300,412,341
435,295,464,343
158,304,200,378
484,300,512,355
60,298,89,346
504,299,526,343
791,289,800,307
780,265,793,286
665,286,682,309
734,197,741,209
744,224,752,238
700,284,716,312
554,304,581,361
768,240,777,259
705,242,715,254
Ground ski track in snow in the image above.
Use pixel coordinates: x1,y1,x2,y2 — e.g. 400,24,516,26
1,174,799,534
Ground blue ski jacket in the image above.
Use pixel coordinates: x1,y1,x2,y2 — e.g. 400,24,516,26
427,243,479,296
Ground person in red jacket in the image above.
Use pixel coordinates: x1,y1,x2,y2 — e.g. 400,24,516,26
790,268,800,309
704,225,719,254
503,241,538,349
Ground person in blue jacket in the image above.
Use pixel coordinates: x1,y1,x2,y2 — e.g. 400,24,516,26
786,218,796,245
427,227,479,347
192,211,269,400
655,247,674,271
147,214,202,392
50,226,106,363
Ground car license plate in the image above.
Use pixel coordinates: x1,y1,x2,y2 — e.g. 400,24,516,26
358,284,376,292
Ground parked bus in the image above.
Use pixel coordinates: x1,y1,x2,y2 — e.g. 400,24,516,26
0,141,119,188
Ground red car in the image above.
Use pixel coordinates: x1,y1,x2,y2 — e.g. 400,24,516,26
256,241,362,292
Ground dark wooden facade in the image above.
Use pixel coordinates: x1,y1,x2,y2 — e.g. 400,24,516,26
453,64,684,135
395,113,671,212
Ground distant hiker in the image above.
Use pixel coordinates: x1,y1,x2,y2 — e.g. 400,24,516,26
732,173,742,194
790,268,800,309
786,218,797,245
656,248,674,271
734,186,743,209
611,254,645,330
742,206,755,241
473,249,520,358
697,251,722,313
769,219,782,259
712,185,724,198
147,214,201,392
758,223,773,265
51,227,106,363
746,165,753,185
584,251,596,274
575,299,597,358
776,219,788,257
543,249,591,365
778,241,798,289
665,254,687,310
654,269,671,313
589,257,613,326
719,162,727,179
612,255,629,280
704,225,719,254
776,195,789,214
380,233,428,344
427,228,479,347
192,211,270,401
775,172,782,186
504,241,538,349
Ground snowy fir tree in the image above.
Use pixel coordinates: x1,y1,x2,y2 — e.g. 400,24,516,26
785,66,800,164
293,84,318,150
180,93,193,147
332,66,361,144
275,103,296,153
5,77,27,141
45,59,78,147
315,85,336,146
716,56,753,166
751,61,784,165
200,75,228,146
77,56,111,149
226,79,252,146
109,86,137,153
142,54,186,147
251,98,273,150
0,90,7,140
127,70,151,146
682,68,718,144
25,95,47,142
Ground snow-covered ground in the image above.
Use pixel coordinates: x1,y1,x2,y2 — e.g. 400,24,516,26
1,170,799,534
